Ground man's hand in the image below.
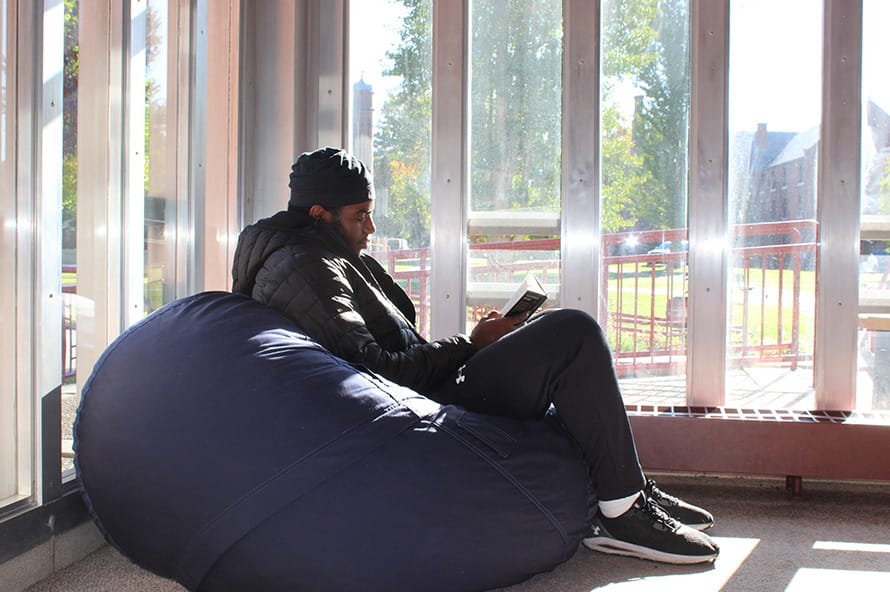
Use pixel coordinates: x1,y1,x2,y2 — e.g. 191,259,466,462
469,310,527,350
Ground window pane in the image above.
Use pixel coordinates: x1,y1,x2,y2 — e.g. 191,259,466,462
1,0,23,504
61,0,79,474
727,0,821,409
858,0,890,411
61,0,180,475
350,0,433,336
601,0,690,404
467,0,562,331
145,0,176,314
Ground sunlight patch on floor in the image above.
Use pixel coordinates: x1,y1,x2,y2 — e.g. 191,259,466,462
591,537,759,591
813,541,890,554
785,568,890,591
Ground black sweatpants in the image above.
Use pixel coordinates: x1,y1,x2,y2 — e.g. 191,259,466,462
431,308,646,501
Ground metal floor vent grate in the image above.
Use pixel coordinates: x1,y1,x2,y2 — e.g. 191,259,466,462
626,405,890,425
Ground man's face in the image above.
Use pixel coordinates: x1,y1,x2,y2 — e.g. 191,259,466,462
330,200,376,256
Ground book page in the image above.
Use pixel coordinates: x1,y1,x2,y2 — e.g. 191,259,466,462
500,273,548,317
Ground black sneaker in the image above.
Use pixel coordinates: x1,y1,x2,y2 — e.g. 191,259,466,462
583,494,719,564
645,479,714,531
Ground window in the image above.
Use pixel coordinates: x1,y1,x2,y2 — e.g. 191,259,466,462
2,0,65,509
601,0,690,403
349,0,433,336
60,0,78,475
467,0,563,332
858,0,890,412
727,0,821,409
144,0,181,315
0,0,24,507
60,0,197,478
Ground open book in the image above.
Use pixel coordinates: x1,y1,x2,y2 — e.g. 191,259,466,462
500,273,548,318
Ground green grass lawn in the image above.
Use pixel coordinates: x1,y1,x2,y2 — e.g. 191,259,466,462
603,266,816,354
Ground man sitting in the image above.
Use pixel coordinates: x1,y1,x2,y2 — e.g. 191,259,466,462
232,146,719,565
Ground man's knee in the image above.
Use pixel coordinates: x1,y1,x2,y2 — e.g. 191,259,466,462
535,308,608,346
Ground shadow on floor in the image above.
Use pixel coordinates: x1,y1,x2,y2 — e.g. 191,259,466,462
27,476,890,592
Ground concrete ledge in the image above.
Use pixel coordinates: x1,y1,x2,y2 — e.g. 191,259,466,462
0,521,105,592
0,486,99,592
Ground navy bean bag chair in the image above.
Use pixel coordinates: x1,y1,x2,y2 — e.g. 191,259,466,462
74,291,594,592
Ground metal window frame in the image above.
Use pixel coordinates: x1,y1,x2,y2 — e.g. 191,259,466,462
0,0,30,509
221,0,350,250
0,0,64,511
37,0,65,502
430,0,468,338
311,0,348,150
75,0,127,399
201,0,240,291
814,0,861,410
687,0,729,406
238,1,302,224
173,0,199,298
561,0,601,316
125,0,147,325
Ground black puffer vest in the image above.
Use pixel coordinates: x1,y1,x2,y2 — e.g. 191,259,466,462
231,210,475,394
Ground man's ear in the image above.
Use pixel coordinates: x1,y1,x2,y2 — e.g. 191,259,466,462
308,204,331,222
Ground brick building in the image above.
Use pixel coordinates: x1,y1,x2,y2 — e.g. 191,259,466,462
734,99,890,226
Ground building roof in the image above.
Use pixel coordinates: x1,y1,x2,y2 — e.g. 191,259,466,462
771,126,820,167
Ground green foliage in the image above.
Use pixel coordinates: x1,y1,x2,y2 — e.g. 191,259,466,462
602,0,659,81
468,0,562,213
602,0,690,231
601,106,647,233
375,0,690,244
64,0,78,156
62,0,78,247
62,0,166,236
374,0,434,247
144,4,164,195
62,153,77,248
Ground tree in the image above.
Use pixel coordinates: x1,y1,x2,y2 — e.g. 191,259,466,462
468,0,562,215
375,0,566,246
374,0,433,247
601,105,649,233
375,0,689,242
63,0,79,249
602,0,690,232
62,0,165,249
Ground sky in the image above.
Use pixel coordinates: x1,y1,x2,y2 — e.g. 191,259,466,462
348,0,408,101
861,1,890,110
728,0,824,132
728,0,890,133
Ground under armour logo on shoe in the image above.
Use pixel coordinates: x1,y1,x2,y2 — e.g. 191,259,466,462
455,365,466,384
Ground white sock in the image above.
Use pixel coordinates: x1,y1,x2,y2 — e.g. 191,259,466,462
598,491,641,518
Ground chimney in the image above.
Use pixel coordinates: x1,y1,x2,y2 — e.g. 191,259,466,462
755,123,768,150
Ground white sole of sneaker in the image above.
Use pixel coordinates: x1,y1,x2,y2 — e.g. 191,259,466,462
582,536,718,565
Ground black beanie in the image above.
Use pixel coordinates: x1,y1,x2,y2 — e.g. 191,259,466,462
288,147,374,209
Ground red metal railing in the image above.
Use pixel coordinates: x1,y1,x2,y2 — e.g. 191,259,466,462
371,219,817,375
61,220,817,380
